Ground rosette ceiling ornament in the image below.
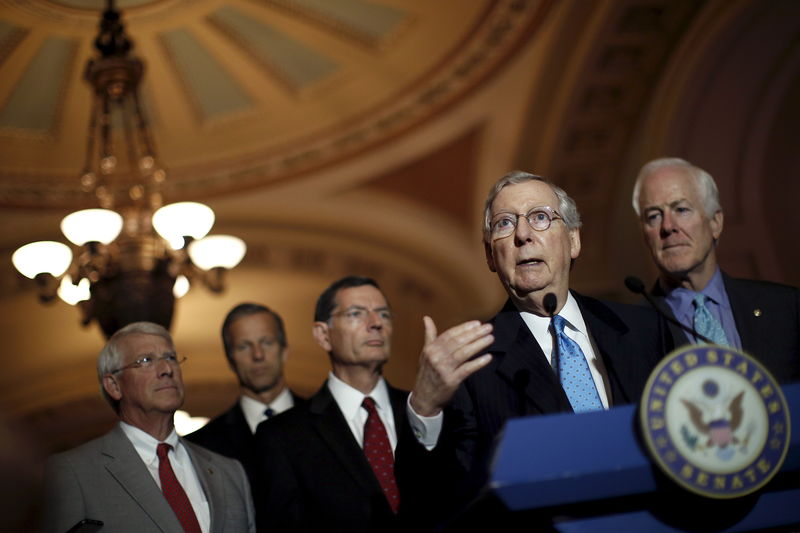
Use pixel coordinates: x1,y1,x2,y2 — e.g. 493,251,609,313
11,1,246,339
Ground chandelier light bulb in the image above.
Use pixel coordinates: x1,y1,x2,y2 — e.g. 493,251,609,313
153,202,215,249
12,241,73,279
173,275,190,298
61,209,124,246
57,275,91,305
188,235,246,270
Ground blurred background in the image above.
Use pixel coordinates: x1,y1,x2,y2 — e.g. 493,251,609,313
0,0,798,525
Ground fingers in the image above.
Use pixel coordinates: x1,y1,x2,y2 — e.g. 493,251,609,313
423,315,438,346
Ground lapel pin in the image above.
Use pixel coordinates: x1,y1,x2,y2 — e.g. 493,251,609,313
753,308,762,317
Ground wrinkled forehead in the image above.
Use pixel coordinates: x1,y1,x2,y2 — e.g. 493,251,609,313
491,180,558,214
640,167,701,207
119,333,174,358
333,285,389,310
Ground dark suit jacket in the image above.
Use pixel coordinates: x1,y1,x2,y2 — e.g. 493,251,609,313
652,272,800,384
43,424,255,533
442,292,670,521
186,391,305,480
252,382,435,533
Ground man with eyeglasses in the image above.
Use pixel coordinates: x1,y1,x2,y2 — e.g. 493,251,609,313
407,171,669,528
632,157,799,383
253,276,443,532
42,321,255,533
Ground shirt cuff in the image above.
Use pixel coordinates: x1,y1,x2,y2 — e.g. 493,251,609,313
406,393,443,450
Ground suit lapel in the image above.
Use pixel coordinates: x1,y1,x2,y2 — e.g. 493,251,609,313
492,301,570,414
308,386,382,497
722,273,761,352
185,442,226,533
101,425,181,532
576,293,636,405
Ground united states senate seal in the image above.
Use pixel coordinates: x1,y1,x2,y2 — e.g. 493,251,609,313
640,345,790,498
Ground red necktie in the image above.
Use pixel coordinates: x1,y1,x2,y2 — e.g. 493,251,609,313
156,443,202,533
362,397,400,513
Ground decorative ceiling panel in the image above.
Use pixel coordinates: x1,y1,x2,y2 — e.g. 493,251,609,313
0,0,551,207
209,5,339,92
159,27,254,121
0,35,76,133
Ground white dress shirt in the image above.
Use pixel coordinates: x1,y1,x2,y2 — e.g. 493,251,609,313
120,421,211,532
327,372,398,453
239,387,295,433
519,292,611,408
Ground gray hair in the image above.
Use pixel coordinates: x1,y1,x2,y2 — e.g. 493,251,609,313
631,157,721,218
97,321,174,412
483,170,582,242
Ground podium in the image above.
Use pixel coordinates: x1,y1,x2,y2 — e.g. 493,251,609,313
490,383,800,532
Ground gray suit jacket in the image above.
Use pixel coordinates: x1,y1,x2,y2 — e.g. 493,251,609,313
43,424,255,533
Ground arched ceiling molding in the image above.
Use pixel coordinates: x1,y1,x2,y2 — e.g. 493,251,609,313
514,0,704,299
615,0,800,287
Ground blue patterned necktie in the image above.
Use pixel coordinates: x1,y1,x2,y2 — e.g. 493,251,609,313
552,315,603,413
692,293,729,346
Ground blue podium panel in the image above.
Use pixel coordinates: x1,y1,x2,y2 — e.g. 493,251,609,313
490,383,800,530
490,406,655,509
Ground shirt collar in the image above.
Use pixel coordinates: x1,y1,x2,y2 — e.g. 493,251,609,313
327,371,390,422
239,387,294,432
520,291,588,337
665,267,728,308
119,421,179,463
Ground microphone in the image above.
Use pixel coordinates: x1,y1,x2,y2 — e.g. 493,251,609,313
543,292,560,380
543,293,558,316
624,275,714,345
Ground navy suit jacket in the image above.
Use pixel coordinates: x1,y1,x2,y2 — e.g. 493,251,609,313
443,292,670,513
252,382,435,533
186,391,305,480
652,272,800,384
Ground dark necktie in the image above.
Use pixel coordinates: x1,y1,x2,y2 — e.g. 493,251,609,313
553,315,603,413
361,397,400,513
156,443,202,533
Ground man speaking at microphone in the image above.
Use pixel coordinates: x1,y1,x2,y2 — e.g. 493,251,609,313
407,171,670,526
631,157,800,383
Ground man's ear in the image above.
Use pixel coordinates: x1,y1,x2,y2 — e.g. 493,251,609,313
484,241,496,273
569,228,582,259
312,322,332,352
710,210,724,241
103,374,122,401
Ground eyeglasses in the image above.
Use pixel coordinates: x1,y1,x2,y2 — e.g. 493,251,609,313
489,205,563,239
110,353,186,374
331,307,392,325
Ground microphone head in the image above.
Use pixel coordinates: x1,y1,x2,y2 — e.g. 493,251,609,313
624,276,646,295
543,293,557,316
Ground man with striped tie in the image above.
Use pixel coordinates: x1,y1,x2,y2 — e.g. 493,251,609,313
632,157,799,383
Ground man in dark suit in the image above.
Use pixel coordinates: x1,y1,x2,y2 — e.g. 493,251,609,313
43,321,255,533
632,157,800,383
407,171,668,526
253,277,439,532
187,303,303,475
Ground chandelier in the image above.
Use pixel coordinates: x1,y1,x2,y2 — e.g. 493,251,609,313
11,1,246,339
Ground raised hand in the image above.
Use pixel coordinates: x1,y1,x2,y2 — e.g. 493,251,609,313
410,316,493,416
